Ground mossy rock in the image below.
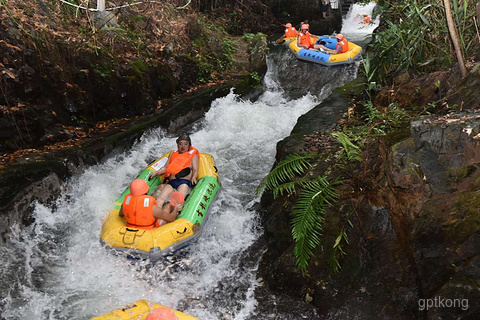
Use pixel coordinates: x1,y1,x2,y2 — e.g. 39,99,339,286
416,191,480,244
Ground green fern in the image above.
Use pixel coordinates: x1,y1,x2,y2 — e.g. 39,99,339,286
271,177,311,198
256,152,342,273
329,225,351,273
291,176,339,272
256,153,315,196
331,132,362,162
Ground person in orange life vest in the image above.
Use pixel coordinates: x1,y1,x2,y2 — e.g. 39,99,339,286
119,179,181,228
149,134,199,209
314,33,348,54
282,23,297,38
297,24,316,49
363,15,371,25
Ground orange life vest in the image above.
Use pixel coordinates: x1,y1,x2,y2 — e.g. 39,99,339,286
298,31,313,48
165,147,200,176
122,194,159,229
285,27,297,38
336,38,349,53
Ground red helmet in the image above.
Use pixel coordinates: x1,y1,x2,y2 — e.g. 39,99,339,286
284,23,292,28
146,307,177,320
336,33,344,40
169,191,185,206
301,23,309,30
130,179,149,196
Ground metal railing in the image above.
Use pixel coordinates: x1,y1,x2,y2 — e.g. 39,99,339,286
59,0,191,12
329,0,356,16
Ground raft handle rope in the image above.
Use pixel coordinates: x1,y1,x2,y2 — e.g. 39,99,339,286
176,227,187,234
59,0,192,12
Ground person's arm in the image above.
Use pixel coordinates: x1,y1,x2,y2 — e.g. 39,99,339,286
191,154,199,185
152,204,176,222
335,44,342,54
150,155,171,178
151,166,167,178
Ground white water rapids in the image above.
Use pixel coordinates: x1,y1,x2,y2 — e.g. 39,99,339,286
0,3,379,319
341,1,380,43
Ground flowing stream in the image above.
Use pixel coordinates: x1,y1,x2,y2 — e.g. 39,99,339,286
0,3,379,319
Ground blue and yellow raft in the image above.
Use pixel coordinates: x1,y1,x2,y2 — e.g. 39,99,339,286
100,151,220,261
288,35,362,66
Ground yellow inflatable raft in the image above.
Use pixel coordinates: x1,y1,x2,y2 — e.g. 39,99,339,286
275,36,296,44
100,151,220,261
91,299,199,320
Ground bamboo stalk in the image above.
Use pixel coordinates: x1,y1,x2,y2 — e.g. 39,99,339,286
475,5,480,42
444,0,467,77
477,3,480,41
477,2,480,23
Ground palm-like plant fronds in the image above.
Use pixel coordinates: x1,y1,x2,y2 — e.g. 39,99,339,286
256,151,344,273
256,153,315,196
291,176,339,272
271,177,311,198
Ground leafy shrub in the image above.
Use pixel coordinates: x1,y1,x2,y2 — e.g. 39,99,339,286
370,0,479,84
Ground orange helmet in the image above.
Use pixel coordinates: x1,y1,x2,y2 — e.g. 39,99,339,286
130,179,149,196
284,23,292,28
169,191,185,206
336,33,344,40
301,23,309,30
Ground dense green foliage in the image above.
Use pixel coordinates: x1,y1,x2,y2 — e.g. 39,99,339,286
257,130,365,273
257,153,340,273
370,0,479,84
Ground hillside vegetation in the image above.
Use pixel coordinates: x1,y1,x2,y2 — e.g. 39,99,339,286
0,0,276,155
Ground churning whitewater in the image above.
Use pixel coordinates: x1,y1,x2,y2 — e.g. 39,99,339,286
0,3,379,319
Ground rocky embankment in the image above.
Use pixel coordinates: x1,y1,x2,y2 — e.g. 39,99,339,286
257,64,480,319
0,1,269,153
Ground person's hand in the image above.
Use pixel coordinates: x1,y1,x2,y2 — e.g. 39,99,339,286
175,203,183,212
149,172,156,180
192,176,197,185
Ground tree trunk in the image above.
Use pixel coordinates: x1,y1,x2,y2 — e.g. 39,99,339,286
444,0,467,77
